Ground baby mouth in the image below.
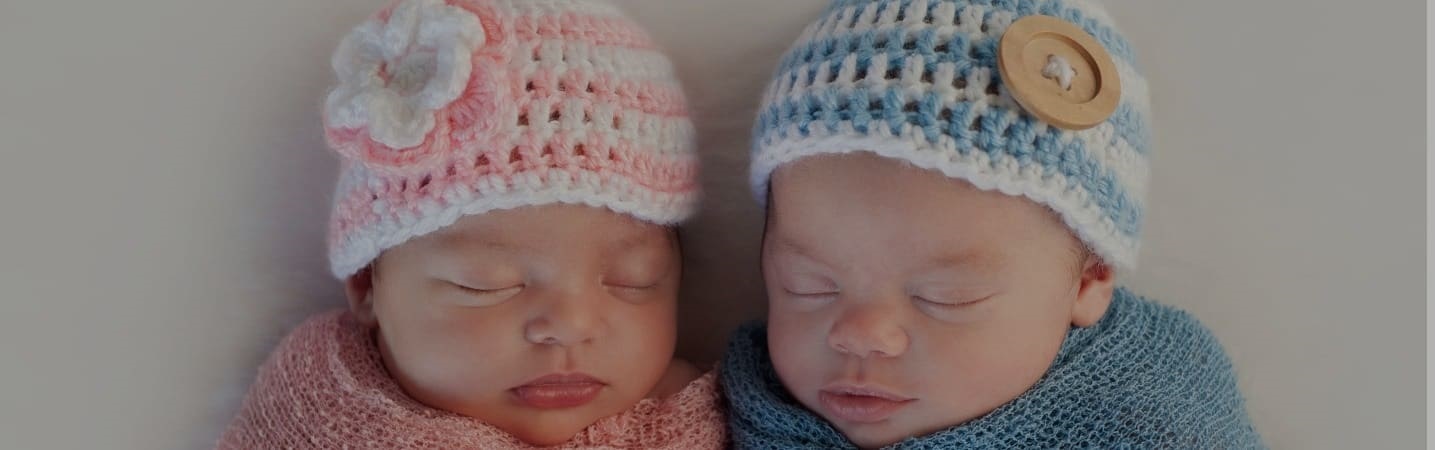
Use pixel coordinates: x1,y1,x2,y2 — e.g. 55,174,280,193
818,385,916,424
511,373,607,409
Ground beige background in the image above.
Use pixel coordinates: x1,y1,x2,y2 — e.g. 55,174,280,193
0,0,1423,448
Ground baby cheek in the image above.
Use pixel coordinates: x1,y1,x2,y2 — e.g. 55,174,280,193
767,314,831,392
618,305,678,353
603,298,679,382
933,323,1066,411
374,321,515,417
415,322,511,380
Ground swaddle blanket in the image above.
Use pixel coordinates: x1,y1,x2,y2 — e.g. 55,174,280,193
219,310,726,449
720,288,1263,449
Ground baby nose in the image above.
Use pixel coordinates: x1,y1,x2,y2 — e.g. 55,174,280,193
826,304,909,358
524,292,604,346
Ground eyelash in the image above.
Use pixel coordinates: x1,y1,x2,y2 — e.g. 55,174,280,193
914,295,987,309
608,282,660,292
915,296,957,308
453,283,522,295
453,281,659,295
783,288,838,299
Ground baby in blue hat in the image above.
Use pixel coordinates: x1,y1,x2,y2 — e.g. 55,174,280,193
720,0,1264,448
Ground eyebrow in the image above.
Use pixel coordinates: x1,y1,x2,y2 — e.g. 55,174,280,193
436,224,671,254
600,229,672,259
922,249,1002,273
432,231,524,254
770,233,1002,274
767,236,831,265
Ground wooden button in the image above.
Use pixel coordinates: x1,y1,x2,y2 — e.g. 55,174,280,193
998,15,1121,130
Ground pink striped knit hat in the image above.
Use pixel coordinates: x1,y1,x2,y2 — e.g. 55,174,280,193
323,0,699,279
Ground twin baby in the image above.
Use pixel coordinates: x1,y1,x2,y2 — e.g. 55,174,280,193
221,0,1262,448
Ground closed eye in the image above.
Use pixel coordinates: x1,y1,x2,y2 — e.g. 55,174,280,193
914,294,990,308
454,283,522,295
605,280,666,303
606,282,661,297
783,287,839,298
607,281,661,290
447,282,524,306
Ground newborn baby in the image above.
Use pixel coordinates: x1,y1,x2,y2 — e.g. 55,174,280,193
720,0,1263,448
219,0,724,448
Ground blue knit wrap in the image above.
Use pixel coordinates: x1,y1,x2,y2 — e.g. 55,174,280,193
719,288,1264,449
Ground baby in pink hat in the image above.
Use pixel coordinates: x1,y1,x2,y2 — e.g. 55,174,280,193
219,1,723,448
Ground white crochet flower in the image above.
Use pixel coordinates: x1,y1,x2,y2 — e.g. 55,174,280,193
325,0,486,149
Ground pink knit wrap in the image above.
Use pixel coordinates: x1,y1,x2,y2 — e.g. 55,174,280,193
218,311,727,449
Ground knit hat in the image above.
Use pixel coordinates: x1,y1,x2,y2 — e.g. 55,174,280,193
324,0,699,279
751,0,1150,270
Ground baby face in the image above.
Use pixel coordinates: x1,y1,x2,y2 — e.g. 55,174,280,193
763,152,1113,448
353,204,681,446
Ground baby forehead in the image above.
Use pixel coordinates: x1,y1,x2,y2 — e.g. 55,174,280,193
416,206,675,252
763,230,1010,272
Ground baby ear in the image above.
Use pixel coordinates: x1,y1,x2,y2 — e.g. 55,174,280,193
344,265,379,328
1070,258,1115,328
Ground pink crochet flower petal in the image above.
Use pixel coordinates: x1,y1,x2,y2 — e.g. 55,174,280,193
323,0,510,178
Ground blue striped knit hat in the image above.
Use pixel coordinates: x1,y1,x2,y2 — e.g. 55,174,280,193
751,0,1151,270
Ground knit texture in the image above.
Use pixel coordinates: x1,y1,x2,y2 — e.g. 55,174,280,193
325,0,699,278
218,310,727,449
719,288,1264,449
750,0,1151,270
